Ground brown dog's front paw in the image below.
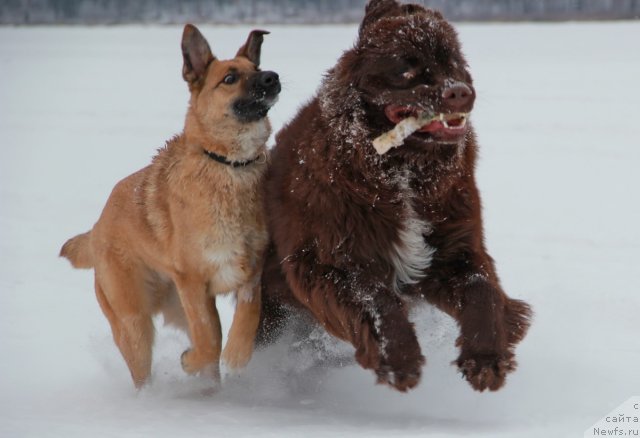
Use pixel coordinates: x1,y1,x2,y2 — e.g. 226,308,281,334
456,352,516,392
375,354,425,392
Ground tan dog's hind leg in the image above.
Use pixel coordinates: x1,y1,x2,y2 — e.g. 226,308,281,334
222,282,261,370
94,267,154,388
174,275,221,381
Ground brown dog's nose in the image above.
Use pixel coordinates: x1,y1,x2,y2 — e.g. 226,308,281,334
441,82,474,111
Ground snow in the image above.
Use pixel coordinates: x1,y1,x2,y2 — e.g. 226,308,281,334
1,22,639,437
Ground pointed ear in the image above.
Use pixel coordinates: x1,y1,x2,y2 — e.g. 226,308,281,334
359,0,401,38
181,24,215,85
236,30,269,67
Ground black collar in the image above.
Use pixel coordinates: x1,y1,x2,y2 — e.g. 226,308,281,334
203,149,264,168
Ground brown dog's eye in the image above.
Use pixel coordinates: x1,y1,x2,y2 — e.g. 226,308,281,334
223,74,237,85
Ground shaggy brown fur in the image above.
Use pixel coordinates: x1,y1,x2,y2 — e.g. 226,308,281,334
259,0,532,392
60,24,280,388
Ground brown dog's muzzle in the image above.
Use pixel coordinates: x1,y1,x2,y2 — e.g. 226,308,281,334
405,81,475,115
441,81,475,113
381,80,475,143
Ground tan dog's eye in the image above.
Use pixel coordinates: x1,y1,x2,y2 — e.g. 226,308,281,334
223,74,237,85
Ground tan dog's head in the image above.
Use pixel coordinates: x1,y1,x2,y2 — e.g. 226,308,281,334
181,25,281,160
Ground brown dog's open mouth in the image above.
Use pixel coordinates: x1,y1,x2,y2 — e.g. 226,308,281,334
384,105,468,141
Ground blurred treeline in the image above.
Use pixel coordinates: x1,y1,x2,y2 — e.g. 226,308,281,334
1,0,639,24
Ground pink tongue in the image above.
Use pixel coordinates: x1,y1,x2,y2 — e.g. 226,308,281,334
419,120,444,133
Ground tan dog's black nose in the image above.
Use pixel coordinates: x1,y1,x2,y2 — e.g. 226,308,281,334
442,82,474,111
258,71,281,93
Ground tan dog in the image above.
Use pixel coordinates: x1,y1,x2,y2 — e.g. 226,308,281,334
60,24,280,388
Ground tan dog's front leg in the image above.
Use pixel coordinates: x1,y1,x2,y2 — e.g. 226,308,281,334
173,275,221,381
222,280,261,370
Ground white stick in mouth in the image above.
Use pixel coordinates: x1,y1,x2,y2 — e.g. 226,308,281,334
372,112,435,155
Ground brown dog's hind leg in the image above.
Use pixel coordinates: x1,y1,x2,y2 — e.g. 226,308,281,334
94,269,154,389
222,282,261,370
257,245,294,345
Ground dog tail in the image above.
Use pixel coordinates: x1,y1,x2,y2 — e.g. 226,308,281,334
60,231,94,269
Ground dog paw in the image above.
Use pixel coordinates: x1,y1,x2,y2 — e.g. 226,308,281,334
181,349,220,380
356,320,425,392
456,352,516,392
373,346,426,392
375,356,424,392
181,349,204,374
221,342,253,370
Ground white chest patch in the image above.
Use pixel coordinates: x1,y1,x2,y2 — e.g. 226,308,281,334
388,173,435,292
205,246,245,293
234,119,269,160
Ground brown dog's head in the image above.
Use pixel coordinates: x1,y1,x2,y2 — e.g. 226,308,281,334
181,25,281,159
323,1,474,149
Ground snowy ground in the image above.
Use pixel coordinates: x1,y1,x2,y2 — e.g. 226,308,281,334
1,22,639,438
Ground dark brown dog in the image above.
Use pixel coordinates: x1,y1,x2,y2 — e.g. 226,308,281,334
259,0,532,393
